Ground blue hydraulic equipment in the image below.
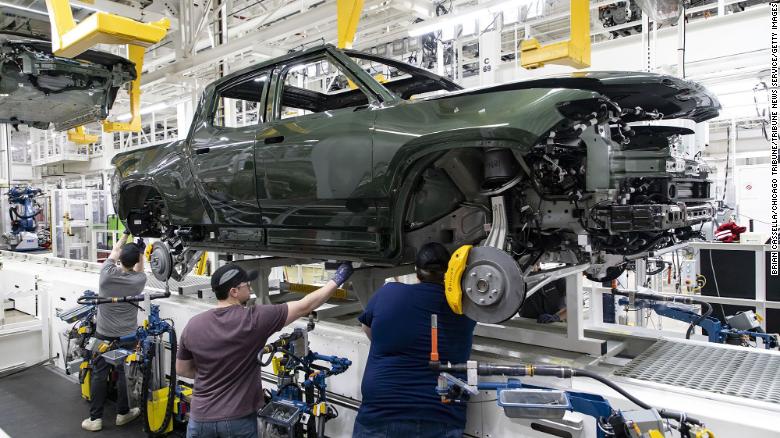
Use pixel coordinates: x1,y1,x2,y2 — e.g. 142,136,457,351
428,315,715,438
615,295,778,349
58,275,190,437
4,186,45,251
257,315,351,438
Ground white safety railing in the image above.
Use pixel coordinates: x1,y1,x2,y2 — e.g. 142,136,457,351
112,113,178,151
29,129,91,166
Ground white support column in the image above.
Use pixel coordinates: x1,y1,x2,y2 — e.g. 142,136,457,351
634,258,647,327
726,119,737,206
641,14,656,72
38,279,50,361
436,40,444,77
565,270,584,341
755,248,767,331
478,29,500,86
0,123,10,185
151,111,157,144
176,101,194,140
677,7,686,78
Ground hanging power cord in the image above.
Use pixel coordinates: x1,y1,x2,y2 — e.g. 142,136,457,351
140,326,178,437
721,125,731,203
706,249,728,321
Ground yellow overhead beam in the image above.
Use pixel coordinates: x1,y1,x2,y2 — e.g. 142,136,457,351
45,0,169,58
44,0,170,133
520,0,590,70
67,125,99,144
337,0,364,49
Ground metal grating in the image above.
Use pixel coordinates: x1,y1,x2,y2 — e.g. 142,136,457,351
614,339,780,404
145,275,210,292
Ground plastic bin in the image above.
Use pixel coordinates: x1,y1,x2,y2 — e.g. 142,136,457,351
497,388,571,419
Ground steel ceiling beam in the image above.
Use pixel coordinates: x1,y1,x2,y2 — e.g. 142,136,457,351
72,0,178,28
142,1,337,85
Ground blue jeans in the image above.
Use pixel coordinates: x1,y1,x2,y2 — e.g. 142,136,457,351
352,419,464,438
187,414,257,438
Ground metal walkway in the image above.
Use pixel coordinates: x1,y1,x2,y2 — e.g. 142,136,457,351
145,274,210,294
614,339,780,404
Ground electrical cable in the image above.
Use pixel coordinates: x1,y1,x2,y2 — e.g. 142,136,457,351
721,125,731,203
733,213,771,226
140,327,178,437
259,349,275,367
685,300,712,340
571,369,703,427
706,249,728,320
467,398,498,404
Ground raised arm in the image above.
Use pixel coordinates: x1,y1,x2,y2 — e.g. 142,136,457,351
108,232,130,262
285,263,353,326
133,239,145,272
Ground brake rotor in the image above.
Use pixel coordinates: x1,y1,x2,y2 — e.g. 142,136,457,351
461,246,526,324
149,241,173,282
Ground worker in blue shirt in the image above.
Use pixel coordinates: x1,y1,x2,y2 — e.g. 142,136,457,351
353,242,476,438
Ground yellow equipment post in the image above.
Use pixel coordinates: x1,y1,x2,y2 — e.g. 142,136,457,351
520,0,590,69
102,45,145,132
44,0,170,132
195,251,209,276
337,0,364,49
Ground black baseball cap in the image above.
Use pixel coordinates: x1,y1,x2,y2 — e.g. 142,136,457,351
415,242,451,272
211,263,259,295
119,244,141,268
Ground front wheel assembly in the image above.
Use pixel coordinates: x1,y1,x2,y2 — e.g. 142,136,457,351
445,246,526,324
149,240,202,282
149,241,173,282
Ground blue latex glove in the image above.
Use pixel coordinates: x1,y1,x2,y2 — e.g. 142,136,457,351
330,262,354,287
537,313,561,324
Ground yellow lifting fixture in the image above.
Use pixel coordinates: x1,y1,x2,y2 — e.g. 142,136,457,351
66,125,99,144
44,0,171,132
520,0,590,70
337,0,364,49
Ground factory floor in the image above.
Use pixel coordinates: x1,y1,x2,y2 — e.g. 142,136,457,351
0,364,157,438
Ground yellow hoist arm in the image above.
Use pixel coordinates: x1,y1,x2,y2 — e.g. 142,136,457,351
67,125,99,144
337,0,364,49
44,0,170,133
102,45,145,132
520,0,590,69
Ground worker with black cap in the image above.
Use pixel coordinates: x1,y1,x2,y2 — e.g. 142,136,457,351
82,230,146,432
353,242,476,438
176,261,353,438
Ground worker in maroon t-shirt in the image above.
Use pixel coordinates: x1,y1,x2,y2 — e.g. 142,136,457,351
176,262,353,438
